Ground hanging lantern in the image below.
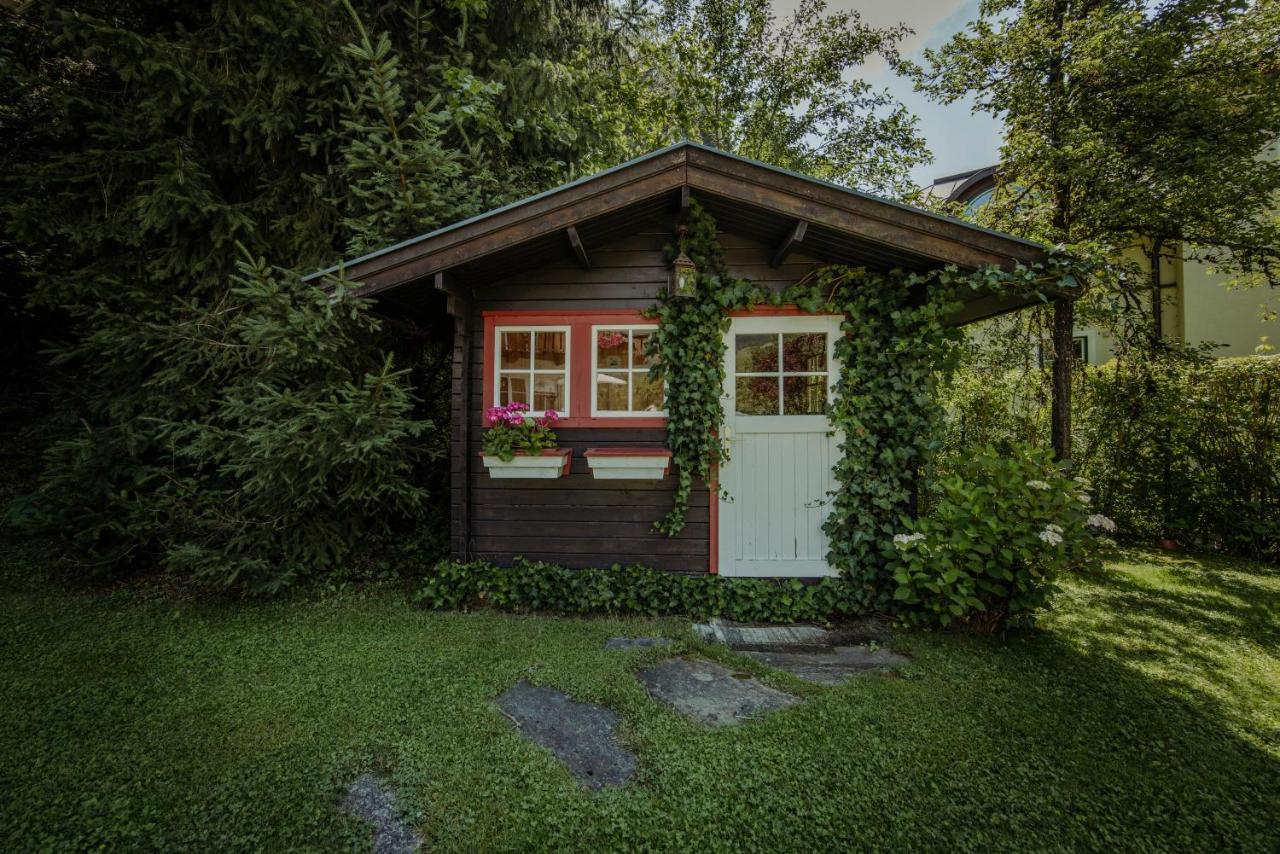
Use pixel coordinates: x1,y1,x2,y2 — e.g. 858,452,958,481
669,252,697,298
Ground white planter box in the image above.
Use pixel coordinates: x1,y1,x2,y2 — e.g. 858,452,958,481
584,448,672,480
481,449,571,479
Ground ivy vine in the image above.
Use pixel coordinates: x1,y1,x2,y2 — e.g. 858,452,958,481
647,199,1087,609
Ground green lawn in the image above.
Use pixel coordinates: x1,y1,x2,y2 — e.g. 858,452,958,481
0,543,1276,852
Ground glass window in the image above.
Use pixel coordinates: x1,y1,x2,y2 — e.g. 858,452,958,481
734,331,829,416
964,187,995,217
593,326,664,415
1037,335,1090,367
496,327,569,414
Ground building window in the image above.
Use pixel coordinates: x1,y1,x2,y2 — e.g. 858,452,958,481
1074,335,1089,363
494,326,570,415
964,186,995,216
733,331,829,415
1038,335,1089,367
592,326,664,415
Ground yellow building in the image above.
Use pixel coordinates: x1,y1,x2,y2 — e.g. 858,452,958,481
928,167,1278,363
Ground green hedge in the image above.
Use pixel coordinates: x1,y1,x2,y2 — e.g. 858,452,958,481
943,353,1280,560
412,558,867,623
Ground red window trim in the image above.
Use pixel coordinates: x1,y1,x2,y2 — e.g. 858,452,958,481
481,310,667,428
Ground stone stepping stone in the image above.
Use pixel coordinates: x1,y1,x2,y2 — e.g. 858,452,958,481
741,645,909,686
637,658,800,727
341,773,422,854
603,636,673,651
694,618,832,651
496,680,636,789
694,616,891,651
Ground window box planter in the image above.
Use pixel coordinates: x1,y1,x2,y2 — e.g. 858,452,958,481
480,448,572,479
584,448,672,480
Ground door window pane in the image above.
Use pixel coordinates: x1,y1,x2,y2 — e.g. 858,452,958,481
784,375,826,415
782,333,826,372
735,334,777,373
736,376,779,415
733,329,830,416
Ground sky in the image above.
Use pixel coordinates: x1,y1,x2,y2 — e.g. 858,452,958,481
770,0,1001,188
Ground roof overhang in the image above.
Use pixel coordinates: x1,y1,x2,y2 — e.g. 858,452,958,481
308,143,1054,325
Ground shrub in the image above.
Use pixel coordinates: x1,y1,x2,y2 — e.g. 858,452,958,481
889,444,1109,631
941,352,1280,562
480,403,560,460
1076,353,1280,559
412,558,867,624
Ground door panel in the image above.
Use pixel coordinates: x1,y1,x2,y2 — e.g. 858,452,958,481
718,315,843,577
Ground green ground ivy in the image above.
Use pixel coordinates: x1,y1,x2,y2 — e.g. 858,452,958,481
647,201,1089,612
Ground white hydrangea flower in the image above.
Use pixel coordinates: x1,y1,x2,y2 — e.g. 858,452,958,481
1073,476,1089,485
1026,480,1050,490
1076,493,1092,505
1045,524,1063,534
1086,513,1117,532
893,533,926,547
1038,528,1064,546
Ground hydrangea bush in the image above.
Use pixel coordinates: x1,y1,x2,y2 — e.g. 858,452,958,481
889,443,1113,631
481,402,559,461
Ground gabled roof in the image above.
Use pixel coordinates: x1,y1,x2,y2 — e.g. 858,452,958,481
309,142,1049,323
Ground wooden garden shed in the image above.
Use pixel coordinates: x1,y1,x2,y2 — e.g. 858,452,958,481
311,142,1049,577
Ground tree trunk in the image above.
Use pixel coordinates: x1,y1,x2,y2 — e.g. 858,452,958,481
1051,296,1074,462
1150,237,1165,345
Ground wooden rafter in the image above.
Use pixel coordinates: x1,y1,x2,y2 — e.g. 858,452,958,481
770,220,808,268
566,225,590,270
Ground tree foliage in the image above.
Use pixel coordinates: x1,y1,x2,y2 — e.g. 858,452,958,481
0,0,641,587
917,0,1280,283
614,0,929,196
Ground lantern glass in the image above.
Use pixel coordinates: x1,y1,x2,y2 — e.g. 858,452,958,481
670,253,697,298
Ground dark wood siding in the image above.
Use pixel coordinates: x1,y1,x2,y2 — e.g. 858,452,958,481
454,216,821,572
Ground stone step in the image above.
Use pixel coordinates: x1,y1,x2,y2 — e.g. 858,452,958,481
694,617,889,652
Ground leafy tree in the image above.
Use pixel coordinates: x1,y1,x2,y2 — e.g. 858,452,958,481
916,0,1280,457
0,1,637,586
615,0,928,196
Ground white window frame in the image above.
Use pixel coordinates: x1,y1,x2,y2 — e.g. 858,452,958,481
590,324,666,417
493,325,571,418
732,328,831,417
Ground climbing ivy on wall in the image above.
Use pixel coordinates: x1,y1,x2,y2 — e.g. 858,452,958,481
647,200,1089,609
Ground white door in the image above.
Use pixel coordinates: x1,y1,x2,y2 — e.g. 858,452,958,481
718,315,843,577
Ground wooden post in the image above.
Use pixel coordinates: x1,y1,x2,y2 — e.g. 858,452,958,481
437,273,473,560
1051,295,1074,462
